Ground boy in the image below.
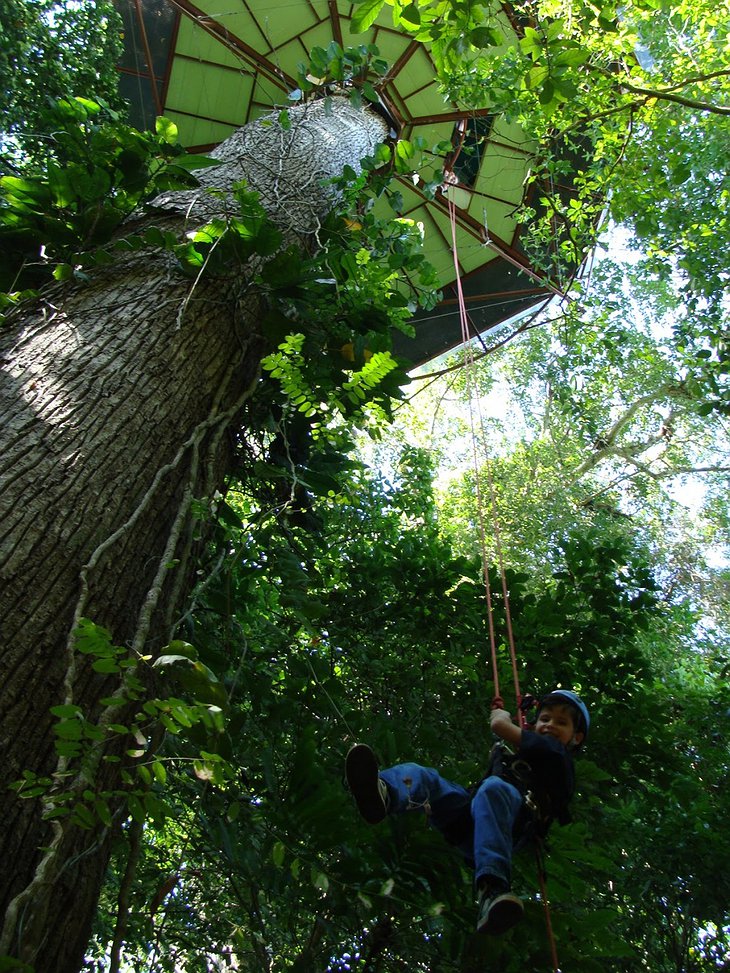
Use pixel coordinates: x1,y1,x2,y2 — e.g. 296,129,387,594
345,689,589,935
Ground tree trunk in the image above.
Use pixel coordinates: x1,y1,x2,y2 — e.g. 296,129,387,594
0,96,388,973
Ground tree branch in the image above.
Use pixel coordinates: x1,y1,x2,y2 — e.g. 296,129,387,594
609,67,730,116
108,819,143,973
619,81,730,115
566,389,679,481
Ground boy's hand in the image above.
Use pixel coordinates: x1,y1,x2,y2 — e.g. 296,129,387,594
490,708,513,728
490,707,523,747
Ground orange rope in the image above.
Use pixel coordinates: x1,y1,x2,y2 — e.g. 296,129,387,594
448,198,501,699
536,847,561,972
447,198,524,723
482,450,524,722
448,197,559,970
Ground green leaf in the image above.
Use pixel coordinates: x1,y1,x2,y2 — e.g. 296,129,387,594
168,154,221,172
350,0,385,34
155,116,179,144
253,223,283,257
92,656,122,674
216,500,243,529
1,175,46,200
74,97,102,115
74,619,117,656
50,704,83,719
399,3,421,26
520,27,543,58
152,760,167,784
127,794,146,823
554,47,589,68
53,264,74,282
388,192,404,213
469,26,504,48
54,740,82,757
54,719,83,740
162,640,199,661
260,247,305,288
539,79,556,105
193,759,215,781
311,868,329,892
526,65,550,90
72,802,95,829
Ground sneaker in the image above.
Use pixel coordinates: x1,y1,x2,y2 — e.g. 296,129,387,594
476,891,524,935
345,744,389,824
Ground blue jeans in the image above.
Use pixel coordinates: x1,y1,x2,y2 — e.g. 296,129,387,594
380,763,523,888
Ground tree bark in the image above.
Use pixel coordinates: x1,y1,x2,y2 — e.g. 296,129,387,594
0,96,388,973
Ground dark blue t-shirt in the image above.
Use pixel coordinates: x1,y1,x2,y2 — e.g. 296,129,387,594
512,729,575,824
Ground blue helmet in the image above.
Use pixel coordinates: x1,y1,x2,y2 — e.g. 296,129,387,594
539,690,590,740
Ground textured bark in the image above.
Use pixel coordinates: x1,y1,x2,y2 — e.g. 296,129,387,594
0,97,388,973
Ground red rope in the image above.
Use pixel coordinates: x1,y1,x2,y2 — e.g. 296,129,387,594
482,441,524,724
536,847,561,972
448,197,502,699
447,198,524,722
448,197,558,969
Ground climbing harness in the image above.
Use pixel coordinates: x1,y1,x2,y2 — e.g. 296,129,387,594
447,195,561,971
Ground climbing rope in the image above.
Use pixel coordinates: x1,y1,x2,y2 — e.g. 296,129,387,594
447,197,524,723
447,195,560,971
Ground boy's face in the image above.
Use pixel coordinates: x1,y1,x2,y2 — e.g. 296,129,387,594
535,703,584,747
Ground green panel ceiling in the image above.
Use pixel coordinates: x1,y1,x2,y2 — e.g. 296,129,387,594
367,24,414,65
196,0,271,51
243,0,323,51
174,17,241,68
166,60,253,131
472,198,523,245
397,47,444,106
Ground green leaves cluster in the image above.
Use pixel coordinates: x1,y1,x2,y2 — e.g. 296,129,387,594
254,165,439,437
0,98,218,302
351,0,495,48
0,0,123,162
12,620,235,833
292,41,390,107
422,283,730,633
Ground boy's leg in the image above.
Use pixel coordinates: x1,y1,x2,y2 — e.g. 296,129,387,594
471,776,525,934
346,746,469,829
380,762,470,826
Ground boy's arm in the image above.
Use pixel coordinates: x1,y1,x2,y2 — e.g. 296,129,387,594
490,707,523,748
